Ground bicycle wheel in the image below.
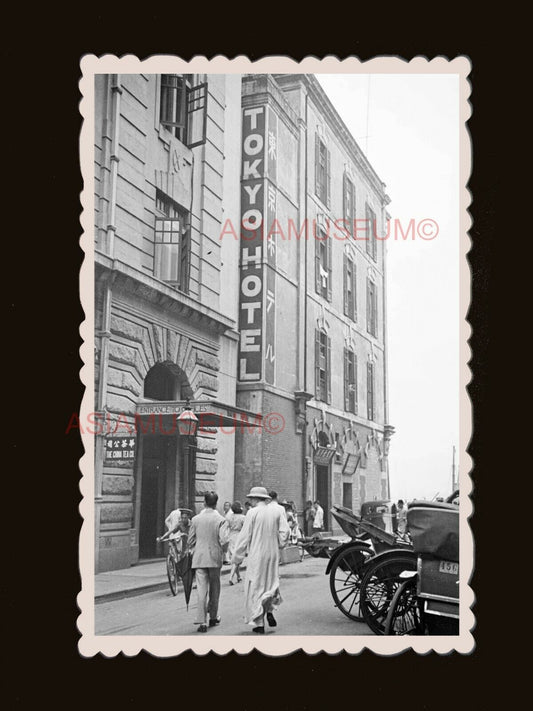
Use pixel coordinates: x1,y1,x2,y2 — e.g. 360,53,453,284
359,551,417,635
166,555,179,596
329,545,374,621
383,577,424,635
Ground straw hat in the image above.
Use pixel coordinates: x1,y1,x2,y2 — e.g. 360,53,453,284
246,486,271,499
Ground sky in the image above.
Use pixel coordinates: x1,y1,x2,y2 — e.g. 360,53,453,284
317,74,460,502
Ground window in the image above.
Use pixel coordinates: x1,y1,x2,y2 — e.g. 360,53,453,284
315,135,331,207
315,329,331,403
344,348,357,414
315,227,332,301
159,75,208,148
154,190,190,293
367,361,375,421
367,278,378,338
160,75,189,142
343,482,353,509
365,204,377,261
343,174,356,237
343,255,357,320
360,474,366,502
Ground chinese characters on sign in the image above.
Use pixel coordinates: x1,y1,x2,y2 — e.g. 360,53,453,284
105,436,136,460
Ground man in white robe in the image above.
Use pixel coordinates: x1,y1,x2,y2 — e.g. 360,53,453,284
232,486,290,633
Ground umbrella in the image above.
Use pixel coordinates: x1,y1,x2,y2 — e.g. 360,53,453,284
175,551,194,610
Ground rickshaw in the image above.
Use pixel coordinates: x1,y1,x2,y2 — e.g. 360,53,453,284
326,501,413,625
156,508,193,597
383,491,460,635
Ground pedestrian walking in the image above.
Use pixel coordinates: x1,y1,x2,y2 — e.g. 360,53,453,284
232,487,290,634
188,491,230,633
228,501,246,585
304,500,315,537
223,501,234,563
268,490,288,522
396,499,408,535
312,500,324,534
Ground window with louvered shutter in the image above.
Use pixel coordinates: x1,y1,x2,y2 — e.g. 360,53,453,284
365,203,377,261
366,278,377,337
344,256,357,321
315,329,329,403
367,362,374,421
315,135,329,207
325,336,331,405
315,227,330,301
327,235,332,302
344,347,357,414
344,174,355,238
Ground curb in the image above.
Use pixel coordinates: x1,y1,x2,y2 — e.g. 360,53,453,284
95,550,308,604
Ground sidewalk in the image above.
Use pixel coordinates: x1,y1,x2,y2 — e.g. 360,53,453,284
95,546,303,603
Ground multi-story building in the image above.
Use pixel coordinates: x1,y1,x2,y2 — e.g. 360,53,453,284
93,73,252,572
93,71,394,571
234,74,394,533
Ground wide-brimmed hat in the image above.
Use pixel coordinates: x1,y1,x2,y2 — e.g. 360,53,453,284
246,486,271,499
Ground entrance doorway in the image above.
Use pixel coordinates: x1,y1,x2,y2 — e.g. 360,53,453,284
138,434,178,559
316,464,330,530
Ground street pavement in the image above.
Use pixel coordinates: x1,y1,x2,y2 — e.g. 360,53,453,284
95,556,371,636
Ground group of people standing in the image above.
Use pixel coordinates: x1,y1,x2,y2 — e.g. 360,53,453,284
187,487,291,634
303,500,325,537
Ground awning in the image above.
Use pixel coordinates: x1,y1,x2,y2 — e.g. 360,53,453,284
135,399,262,433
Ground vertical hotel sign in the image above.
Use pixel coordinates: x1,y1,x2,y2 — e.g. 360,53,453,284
238,106,266,381
264,106,277,385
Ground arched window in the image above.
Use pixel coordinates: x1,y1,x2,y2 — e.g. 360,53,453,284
144,363,183,401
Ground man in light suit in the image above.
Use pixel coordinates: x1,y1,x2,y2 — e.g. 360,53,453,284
188,491,230,633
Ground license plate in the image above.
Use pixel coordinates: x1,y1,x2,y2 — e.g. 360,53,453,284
439,560,458,575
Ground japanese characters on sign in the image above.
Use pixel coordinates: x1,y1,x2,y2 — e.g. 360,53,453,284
264,106,277,385
238,106,266,382
105,436,136,460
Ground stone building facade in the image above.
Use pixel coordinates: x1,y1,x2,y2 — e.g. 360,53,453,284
234,74,394,533
94,73,244,571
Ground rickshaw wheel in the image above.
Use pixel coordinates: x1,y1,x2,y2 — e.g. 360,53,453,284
384,577,424,635
329,545,374,621
166,555,179,596
359,551,417,635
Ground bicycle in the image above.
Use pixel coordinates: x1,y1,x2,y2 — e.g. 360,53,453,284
157,531,188,596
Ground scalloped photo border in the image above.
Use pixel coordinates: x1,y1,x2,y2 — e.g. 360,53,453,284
78,54,474,657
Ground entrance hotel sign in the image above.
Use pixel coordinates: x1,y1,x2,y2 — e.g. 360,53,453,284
135,400,263,429
238,105,265,382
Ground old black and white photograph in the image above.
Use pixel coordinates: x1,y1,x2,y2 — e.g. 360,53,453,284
77,55,473,655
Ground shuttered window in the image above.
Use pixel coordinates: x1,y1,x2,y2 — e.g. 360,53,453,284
366,278,378,337
344,348,357,414
315,134,331,208
365,203,377,261
315,227,332,301
315,329,331,403
367,362,375,421
343,255,357,321
343,174,356,237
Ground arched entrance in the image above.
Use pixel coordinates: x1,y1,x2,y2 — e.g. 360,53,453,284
136,362,195,559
